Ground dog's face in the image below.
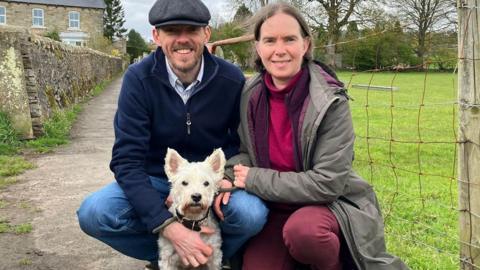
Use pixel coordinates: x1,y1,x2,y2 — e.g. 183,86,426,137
164,148,225,220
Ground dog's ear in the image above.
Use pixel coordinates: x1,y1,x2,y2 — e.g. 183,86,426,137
205,148,226,175
164,148,187,180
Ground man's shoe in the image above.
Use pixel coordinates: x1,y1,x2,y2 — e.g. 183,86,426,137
145,261,159,270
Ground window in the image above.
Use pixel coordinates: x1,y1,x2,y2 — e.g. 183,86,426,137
0,6,6,25
32,8,44,27
69,11,80,29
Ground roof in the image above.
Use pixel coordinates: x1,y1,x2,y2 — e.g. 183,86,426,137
6,0,106,9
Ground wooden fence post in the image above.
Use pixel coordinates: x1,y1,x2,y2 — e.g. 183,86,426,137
457,0,480,269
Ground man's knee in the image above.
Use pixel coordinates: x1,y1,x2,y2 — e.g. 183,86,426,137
221,190,268,235
77,190,134,238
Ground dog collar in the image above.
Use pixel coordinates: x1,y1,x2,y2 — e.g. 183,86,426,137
175,208,210,232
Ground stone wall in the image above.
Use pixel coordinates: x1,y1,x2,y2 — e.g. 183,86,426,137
0,26,123,139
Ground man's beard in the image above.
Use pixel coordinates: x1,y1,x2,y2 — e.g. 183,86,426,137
171,58,200,74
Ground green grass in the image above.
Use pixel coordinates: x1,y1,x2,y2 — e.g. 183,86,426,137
18,258,32,266
26,104,83,153
0,219,9,233
337,71,459,269
0,219,32,234
13,223,33,234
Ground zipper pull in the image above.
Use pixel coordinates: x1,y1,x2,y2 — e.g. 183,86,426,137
186,113,191,135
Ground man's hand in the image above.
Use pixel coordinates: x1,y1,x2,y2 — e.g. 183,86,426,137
162,222,214,267
233,164,249,188
213,179,233,220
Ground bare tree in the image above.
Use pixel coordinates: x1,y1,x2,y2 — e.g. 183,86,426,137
291,0,366,67
390,0,456,66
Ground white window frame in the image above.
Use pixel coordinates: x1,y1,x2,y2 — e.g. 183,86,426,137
68,11,80,29
0,6,6,25
32,8,44,27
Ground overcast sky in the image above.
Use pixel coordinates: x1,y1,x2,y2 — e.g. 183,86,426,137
122,0,233,41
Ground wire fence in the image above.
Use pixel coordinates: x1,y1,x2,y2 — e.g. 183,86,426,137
209,3,479,268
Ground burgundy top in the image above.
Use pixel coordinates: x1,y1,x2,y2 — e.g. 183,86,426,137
264,70,304,172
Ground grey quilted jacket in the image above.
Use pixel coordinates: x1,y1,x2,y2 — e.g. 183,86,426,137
225,62,409,269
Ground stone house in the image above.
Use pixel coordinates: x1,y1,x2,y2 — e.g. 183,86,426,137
0,0,105,46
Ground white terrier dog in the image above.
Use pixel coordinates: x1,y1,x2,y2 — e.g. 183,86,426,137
160,148,225,270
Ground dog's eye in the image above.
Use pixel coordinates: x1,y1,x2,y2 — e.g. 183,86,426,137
203,181,210,187
181,181,188,186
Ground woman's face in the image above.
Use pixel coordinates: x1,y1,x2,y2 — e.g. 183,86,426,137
255,12,310,89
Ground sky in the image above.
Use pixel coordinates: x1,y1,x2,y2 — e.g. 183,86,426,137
122,0,233,41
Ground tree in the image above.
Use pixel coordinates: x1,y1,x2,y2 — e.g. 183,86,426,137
233,4,253,22
103,0,127,41
292,0,366,68
341,20,417,70
390,0,456,66
211,22,252,69
229,0,271,12
126,30,149,63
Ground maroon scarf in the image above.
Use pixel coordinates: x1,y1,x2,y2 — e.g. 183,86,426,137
247,67,311,171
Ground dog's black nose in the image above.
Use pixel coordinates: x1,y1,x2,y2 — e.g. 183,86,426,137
191,193,202,203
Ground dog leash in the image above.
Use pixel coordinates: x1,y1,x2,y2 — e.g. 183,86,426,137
217,186,238,193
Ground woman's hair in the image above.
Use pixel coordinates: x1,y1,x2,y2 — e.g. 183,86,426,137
250,2,313,71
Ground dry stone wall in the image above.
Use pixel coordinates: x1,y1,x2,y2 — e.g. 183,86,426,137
0,26,123,138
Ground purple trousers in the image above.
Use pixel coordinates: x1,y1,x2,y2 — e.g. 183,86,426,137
243,205,354,270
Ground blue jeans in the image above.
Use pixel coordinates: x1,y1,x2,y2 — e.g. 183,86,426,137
76,176,268,261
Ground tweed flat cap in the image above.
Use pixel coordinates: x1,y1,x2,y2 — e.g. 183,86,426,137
149,0,211,27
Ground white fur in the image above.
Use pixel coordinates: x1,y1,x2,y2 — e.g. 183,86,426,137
159,148,225,270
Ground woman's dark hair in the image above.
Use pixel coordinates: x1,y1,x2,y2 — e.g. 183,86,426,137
250,2,313,71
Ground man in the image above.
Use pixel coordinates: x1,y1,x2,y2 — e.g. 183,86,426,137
76,0,268,269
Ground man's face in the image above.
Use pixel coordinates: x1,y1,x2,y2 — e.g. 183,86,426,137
153,25,211,75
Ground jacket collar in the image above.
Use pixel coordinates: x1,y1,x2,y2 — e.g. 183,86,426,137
244,62,344,113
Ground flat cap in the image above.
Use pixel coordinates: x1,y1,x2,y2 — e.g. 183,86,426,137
149,0,211,28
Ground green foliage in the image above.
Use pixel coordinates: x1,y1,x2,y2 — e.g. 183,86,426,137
91,80,110,97
0,112,19,155
233,4,253,23
126,29,149,63
211,22,251,69
0,112,18,147
26,105,82,153
103,0,127,41
87,33,114,54
429,31,457,71
337,71,459,269
340,21,418,70
44,29,61,42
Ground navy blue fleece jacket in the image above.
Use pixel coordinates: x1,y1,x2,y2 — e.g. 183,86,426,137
110,47,244,232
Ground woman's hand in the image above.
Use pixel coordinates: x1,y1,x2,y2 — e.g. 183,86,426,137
233,164,250,188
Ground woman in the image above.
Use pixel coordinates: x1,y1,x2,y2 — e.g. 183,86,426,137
217,2,409,270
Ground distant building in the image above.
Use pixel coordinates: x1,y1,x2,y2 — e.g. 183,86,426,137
0,0,105,46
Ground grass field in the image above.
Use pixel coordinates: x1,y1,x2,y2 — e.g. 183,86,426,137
337,71,459,269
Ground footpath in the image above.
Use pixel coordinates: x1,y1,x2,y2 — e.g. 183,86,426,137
0,77,145,270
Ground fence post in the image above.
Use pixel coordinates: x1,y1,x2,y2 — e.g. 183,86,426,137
457,0,480,269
